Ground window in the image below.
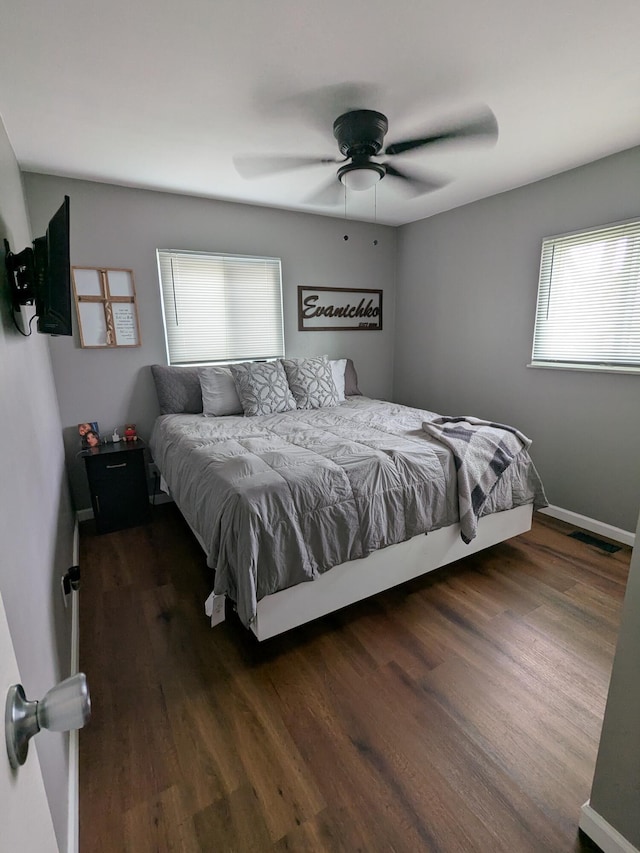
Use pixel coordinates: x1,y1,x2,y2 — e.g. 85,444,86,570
531,219,640,372
157,250,285,365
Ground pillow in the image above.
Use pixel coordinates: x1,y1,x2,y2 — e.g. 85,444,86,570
198,366,243,417
150,365,203,414
329,358,347,402
344,358,362,396
229,360,297,417
283,355,339,409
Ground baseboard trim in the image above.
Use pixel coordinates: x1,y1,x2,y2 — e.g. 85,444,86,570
67,521,81,853
540,505,635,547
579,801,639,853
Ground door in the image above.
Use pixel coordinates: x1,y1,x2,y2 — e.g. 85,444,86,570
0,591,58,851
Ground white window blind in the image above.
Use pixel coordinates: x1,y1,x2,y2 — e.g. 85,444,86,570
157,250,285,365
531,219,640,371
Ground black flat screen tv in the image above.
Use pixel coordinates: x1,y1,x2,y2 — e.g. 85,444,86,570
4,195,72,336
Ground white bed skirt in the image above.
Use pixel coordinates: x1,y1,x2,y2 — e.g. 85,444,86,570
250,504,533,641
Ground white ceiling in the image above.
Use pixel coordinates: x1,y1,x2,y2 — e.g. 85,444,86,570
1,0,639,226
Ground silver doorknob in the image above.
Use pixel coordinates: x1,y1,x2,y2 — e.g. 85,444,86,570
5,672,91,769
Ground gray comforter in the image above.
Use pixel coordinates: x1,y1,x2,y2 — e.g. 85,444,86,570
150,397,546,627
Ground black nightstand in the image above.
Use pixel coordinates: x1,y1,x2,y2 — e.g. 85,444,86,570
82,440,151,534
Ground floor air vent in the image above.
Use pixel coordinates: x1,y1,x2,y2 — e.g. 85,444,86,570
569,531,621,553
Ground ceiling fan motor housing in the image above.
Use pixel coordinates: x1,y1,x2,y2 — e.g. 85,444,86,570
333,110,389,158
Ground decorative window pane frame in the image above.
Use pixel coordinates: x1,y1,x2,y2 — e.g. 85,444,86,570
156,249,285,366
530,218,640,374
72,267,141,348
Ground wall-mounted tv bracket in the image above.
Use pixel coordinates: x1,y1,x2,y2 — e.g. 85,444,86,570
4,239,35,309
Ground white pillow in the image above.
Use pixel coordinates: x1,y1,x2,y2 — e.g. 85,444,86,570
329,358,347,402
198,366,243,417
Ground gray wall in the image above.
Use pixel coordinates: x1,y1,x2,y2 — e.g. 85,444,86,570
23,174,397,511
0,121,74,849
394,147,640,533
589,509,640,847
24,153,640,527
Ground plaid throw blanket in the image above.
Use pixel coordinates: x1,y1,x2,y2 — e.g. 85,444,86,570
422,416,532,544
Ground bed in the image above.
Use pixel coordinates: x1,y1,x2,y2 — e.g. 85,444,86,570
149,362,546,640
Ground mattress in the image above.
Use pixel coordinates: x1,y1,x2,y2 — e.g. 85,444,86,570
150,397,546,627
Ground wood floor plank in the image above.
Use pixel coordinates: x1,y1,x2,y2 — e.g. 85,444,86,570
79,507,631,852
218,672,326,842
421,654,597,816
193,786,275,852
563,579,625,624
335,597,445,677
140,585,245,812
123,785,201,853
81,586,181,814
344,660,571,852
271,806,371,853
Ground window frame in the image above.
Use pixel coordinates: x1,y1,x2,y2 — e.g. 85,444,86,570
529,217,640,375
156,249,285,367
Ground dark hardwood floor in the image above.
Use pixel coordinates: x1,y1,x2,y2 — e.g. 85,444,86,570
79,506,630,852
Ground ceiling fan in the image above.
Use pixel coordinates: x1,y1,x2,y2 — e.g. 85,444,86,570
234,105,498,205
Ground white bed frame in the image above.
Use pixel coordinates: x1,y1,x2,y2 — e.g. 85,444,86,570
250,504,533,641
165,476,533,641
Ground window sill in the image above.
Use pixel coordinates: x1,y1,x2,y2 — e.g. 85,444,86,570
527,362,640,376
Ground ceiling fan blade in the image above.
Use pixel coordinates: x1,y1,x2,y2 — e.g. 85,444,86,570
384,107,498,156
305,176,344,206
233,155,339,179
383,163,449,195
271,82,381,134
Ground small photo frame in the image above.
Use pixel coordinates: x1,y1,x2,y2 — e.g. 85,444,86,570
78,422,101,449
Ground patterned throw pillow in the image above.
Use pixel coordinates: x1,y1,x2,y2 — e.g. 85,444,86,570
282,356,340,409
229,360,297,417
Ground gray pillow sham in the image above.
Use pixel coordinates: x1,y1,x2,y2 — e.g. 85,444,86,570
344,358,362,396
198,366,243,417
151,364,203,414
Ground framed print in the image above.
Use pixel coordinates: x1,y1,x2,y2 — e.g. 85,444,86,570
298,286,383,332
72,267,141,348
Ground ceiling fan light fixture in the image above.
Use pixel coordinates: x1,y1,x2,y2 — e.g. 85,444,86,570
338,162,385,191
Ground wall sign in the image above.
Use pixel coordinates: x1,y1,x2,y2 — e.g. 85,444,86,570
298,286,383,332
72,267,141,348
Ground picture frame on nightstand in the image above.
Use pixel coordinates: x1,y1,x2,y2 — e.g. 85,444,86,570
78,421,100,449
